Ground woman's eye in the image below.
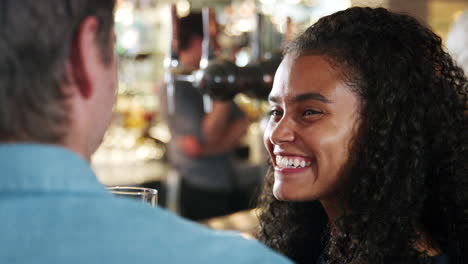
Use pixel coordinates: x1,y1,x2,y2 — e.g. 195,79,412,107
269,109,282,116
268,109,283,120
270,110,281,116
303,109,323,116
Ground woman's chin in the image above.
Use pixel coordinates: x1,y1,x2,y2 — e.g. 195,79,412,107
273,184,313,202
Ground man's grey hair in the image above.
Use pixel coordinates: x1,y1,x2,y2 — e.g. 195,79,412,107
0,0,115,143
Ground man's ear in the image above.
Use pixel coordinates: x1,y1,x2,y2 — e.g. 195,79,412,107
69,16,100,99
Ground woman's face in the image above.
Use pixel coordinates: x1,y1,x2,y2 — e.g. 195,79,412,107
264,55,361,203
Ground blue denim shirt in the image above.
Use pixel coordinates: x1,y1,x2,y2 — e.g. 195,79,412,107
0,144,291,264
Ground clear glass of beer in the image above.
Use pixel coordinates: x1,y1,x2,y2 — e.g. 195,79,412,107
107,186,158,208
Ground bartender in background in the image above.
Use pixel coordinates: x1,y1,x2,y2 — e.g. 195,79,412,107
161,13,254,221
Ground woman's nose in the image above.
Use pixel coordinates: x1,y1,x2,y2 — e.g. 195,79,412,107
269,117,295,145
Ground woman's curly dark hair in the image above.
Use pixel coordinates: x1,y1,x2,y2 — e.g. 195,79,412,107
257,7,468,264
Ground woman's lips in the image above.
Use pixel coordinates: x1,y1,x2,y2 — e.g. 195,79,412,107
275,166,310,174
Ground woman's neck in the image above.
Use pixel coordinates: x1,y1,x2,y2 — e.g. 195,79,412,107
320,198,346,222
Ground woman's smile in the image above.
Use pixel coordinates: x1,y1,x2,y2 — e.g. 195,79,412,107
275,155,312,169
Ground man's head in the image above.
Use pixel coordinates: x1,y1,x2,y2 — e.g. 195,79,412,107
178,12,203,69
0,0,117,160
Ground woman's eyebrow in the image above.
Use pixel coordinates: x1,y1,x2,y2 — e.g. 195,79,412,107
268,92,332,104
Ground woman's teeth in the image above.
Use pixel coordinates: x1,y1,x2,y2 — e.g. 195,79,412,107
275,155,311,169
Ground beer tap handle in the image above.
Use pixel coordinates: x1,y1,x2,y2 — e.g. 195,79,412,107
165,4,179,70
165,4,180,114
251,13,263,62
200,7,217,113
200,7,215,69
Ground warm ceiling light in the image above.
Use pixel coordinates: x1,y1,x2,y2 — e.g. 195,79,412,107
177,0,191,18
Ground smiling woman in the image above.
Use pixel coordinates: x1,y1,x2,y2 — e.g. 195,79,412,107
264,55,361,213
257,6,468,264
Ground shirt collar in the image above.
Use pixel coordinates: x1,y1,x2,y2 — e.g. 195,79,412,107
0,143,106,194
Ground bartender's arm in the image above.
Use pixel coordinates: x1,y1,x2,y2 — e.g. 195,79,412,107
177,100,250,157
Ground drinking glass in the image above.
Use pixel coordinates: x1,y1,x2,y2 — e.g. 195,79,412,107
107,186,158,207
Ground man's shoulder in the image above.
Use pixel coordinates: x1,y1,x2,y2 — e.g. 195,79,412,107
102,201,292,263
1,195,292,263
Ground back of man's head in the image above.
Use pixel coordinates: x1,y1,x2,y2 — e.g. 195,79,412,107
0,0,115,143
